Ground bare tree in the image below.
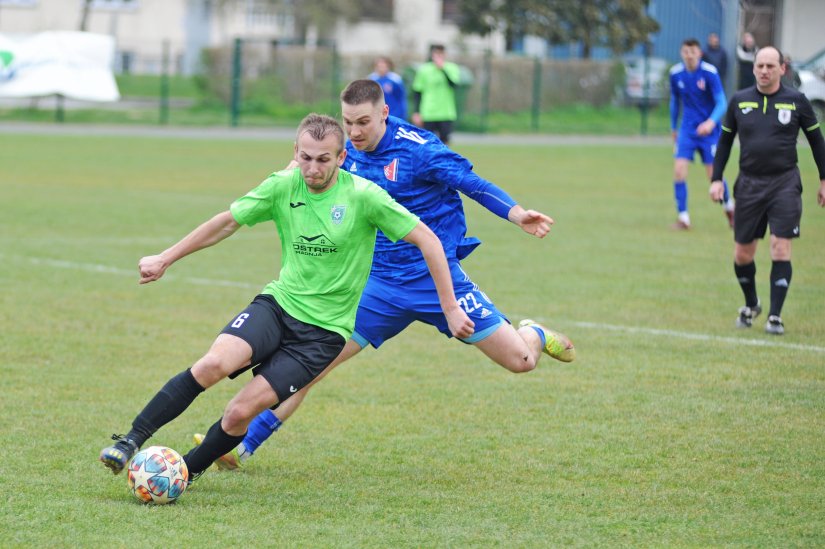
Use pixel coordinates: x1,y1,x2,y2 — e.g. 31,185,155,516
79,0,93,31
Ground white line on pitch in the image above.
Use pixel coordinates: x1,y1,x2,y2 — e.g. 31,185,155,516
8,254,259,290
10,254,825,355
568,320,825,354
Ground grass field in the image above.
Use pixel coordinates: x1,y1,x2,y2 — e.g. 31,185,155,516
1,129,823,547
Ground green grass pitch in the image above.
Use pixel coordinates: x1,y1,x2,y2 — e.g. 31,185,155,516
1,130,823,546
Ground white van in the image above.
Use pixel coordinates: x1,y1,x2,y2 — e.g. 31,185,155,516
794,48,825,122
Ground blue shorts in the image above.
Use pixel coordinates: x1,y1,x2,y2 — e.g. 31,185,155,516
352,261,508,349
674,132,717,164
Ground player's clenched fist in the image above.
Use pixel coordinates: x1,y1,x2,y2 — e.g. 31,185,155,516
138,254,168,284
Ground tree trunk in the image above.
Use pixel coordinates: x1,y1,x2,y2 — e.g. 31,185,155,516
79,0,92,31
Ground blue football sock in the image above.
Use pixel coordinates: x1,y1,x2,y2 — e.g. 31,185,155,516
673,181,688,213
243,409,282,455
529,325,546,347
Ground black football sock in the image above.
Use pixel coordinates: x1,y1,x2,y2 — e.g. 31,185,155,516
734,261,758,308
126,368,205,448
769,260,792,317
183,418,246,476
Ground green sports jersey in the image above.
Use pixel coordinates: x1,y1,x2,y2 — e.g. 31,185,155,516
412,61,461,121
230,168,419,339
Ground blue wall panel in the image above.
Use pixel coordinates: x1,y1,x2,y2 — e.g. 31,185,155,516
534,0,727,63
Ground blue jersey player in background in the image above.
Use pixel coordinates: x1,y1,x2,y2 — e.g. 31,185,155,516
194,79,576,469
369,56,407,121
669,37,733,230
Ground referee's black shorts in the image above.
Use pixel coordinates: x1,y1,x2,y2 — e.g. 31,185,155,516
733,167,803,244
221,294,345,403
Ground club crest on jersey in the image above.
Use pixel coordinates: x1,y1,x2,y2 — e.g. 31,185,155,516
778,109,791,124
696,78,706,91
383,158,399,182
330,205,346,225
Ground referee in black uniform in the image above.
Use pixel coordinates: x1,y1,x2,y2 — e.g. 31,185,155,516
710,46,825,335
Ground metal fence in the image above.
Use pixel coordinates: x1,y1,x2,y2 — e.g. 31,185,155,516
208,40,638,132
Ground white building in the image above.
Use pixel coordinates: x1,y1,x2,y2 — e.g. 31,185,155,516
0,0,820,75
0,0,504,74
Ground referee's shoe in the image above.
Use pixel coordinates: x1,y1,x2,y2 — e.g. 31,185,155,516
735,301,762,328
765,315,785,335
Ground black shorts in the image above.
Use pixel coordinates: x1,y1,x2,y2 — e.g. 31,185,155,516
733,168,803,244
423,120,454,143
221,294,345,402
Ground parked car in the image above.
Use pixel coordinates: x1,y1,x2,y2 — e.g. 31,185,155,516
622,56,668,107
794,47,825,122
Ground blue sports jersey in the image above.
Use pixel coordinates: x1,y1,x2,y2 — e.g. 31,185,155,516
369,71,408,121
669,61,726,138
344,116,515,280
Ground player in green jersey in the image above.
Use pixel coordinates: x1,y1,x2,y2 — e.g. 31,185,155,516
412,44,461,145
99,113,473,480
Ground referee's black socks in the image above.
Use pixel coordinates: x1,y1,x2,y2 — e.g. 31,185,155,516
734,261,759,308
769,260,792,317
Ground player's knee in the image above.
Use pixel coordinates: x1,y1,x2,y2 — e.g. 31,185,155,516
500,353,537,373
191,352,237,387
222,400,257,432
770,238,792,260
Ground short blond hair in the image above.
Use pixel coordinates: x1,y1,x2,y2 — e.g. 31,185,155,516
296,113,345,152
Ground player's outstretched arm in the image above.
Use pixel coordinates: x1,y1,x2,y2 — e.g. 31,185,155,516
402,222,474,338
818,180,825,207
507,205,554,238
139,210,241,284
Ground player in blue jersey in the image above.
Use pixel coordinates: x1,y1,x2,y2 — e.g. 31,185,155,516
369,56,407,121
194,79,576,469
669,38,733,230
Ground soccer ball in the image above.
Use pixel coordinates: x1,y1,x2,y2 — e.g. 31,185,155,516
126,446,189,504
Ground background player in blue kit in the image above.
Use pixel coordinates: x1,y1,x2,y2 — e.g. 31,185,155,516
195,79,575,469
368,56,407,121
669,38,733,230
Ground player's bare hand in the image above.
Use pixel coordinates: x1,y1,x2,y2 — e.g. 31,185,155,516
709,181,725,202
411,113,423,127
138,254,168,284
696,119,716,136
818,180,825,207
515,209,554,238
446,306,474,339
